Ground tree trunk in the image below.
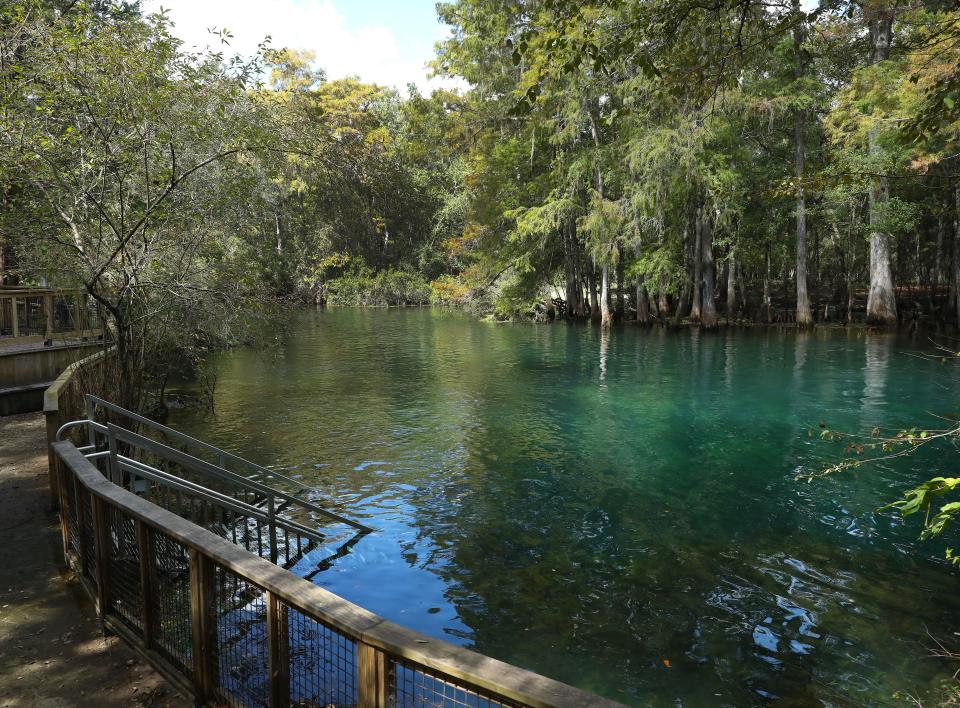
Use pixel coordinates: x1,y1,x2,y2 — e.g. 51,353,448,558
702,208,718,328
674,283,690,322
932,212,944,311
275,209,283,254
564,222,579,318
657,274,670,319
727,251,737,321
615,251,625,316
589,263,599,318
793,0,813,327
954,183,960,327
600,263,613,326
737,258,748,315
865,9,898,326
764,244,772,323
691,212,703,322
636,276,650,323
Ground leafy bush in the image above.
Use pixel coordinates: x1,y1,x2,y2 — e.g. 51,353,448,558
429,274,472,305
326,267,431,306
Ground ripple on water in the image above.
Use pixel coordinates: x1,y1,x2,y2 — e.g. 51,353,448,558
167,310,960,705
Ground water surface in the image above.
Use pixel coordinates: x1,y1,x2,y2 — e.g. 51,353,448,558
169,308,960,705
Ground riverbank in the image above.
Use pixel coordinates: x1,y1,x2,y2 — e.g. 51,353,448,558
0,413,187,707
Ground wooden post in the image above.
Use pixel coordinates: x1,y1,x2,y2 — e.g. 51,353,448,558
74,290,83,338
92,495,112,624
46,410,62,510
189,549,217,703
56,459,71,560
11,296,18,338
137,520,156,648
357,642,387,708
44,293,53,343
76,483,89,576
266,592,289,708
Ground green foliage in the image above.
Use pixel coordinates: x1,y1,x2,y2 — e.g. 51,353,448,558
885,478,960,564
325,267,432,307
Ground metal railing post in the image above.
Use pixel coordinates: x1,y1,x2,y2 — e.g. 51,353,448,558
85,395,97,449
107,426,119,485
268,495,278,565
266,592,289,707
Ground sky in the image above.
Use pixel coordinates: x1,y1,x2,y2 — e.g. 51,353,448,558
140,0,456,93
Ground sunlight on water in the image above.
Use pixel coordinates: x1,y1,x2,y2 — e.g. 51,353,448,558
169,308,960,705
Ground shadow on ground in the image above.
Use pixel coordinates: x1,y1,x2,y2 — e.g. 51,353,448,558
0,413,188,708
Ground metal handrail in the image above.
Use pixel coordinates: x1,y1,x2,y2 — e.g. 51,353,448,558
53,440,623,707
55,418,108,442
105,423,371,532
115,454,325,542
85,395,305,490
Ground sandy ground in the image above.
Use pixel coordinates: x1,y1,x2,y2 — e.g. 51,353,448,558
0,413,188,708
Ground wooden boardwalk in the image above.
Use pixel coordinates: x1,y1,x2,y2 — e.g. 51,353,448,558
0,413,187,708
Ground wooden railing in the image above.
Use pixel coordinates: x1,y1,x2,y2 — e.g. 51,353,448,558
52,441,621,708
44,346,116,507
44,351,622,707
0,286,102,348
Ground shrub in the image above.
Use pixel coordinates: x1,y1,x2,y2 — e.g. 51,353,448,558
326,268,431,306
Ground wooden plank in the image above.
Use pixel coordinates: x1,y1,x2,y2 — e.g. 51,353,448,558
43,347,114,414
53,441,627,708
76,483,89,576
44,294,53,341
56,455,71,560
137,520,156,649
10,296,18,338
188,548,215,702
266,592,290,708
45,410,61,510
91,495,111,624
104,616,196,702
74,291,82,337
357,642,383,708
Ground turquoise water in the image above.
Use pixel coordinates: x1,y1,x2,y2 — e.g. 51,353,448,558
169,308,960,705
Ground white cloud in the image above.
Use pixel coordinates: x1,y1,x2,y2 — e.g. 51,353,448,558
142,0,455,93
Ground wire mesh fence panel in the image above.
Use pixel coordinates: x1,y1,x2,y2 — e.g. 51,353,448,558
106,506,143,634
151,529,193,676
391,659,521,708
287,607,358,706
52,295,77,333
85,298,101,330
213,564,269,707
80,489,97,587
16,296,45,335
65,475,80,557
0,297,12,337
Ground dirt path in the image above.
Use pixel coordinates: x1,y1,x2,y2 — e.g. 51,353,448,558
0,413,188,708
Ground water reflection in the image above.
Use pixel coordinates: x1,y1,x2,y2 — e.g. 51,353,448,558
169,310,960,705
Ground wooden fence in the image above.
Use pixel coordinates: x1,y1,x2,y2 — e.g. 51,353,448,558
44,346,116,507
52,440,620,708
0,286,102,348
45,353,621,707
